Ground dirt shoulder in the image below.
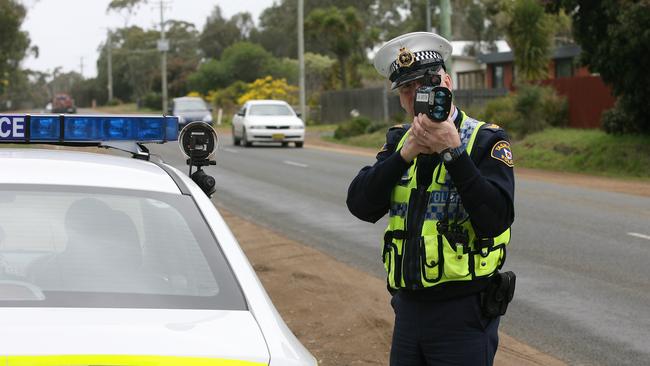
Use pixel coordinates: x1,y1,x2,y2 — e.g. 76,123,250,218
220,207,565,366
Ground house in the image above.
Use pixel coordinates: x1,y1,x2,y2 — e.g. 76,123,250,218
477,44,590,90
449,40,510,90
477,44,615,128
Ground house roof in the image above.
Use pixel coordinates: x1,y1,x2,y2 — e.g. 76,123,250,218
477,44,582,64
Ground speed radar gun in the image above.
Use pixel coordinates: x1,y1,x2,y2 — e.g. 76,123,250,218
179,122,218,197
413,69,452,122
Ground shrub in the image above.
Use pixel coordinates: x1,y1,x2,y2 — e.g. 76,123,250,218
602,101,634,135
481,95,519,133
334,116,371,139
479,84,567,138
105,98,122,106
141,92,162,110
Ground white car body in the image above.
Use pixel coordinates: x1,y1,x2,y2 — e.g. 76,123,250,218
231,100,305,147
0,148,316,366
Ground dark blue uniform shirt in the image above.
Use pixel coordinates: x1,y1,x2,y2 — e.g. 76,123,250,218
346,109,515,299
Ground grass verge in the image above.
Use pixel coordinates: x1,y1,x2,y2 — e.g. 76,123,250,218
324,127,650,180
514,128,650,179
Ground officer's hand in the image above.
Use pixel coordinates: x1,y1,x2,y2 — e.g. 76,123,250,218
413,113,461,153
399,119,431,162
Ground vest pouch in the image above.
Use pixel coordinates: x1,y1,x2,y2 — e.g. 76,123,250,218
472,243,505,278
420,235,442,283
383,232,403,289
441,234,471,279
471,235,508,278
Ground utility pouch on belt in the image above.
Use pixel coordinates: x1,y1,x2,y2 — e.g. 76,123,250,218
481,271,516,318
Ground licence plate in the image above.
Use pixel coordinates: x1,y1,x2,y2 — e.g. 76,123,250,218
272,133,285,141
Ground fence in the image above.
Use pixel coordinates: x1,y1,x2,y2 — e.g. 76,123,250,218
320,87,508,124
541,76,616,129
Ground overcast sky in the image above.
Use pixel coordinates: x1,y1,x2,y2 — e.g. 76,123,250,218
21,0,277,78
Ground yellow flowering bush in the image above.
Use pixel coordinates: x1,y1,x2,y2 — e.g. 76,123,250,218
237,76,298,105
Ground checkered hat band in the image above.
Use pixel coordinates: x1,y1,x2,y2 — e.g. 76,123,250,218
390,51,443,74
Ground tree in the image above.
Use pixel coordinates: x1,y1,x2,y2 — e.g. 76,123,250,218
198,6,253,59
503,0,555,83
251,0,372,58
0,0,33,105
188,42,281,94
305,6,364,89
548,0,650,134
164,20,201,97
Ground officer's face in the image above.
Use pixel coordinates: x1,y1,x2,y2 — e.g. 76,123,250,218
398,71,453,118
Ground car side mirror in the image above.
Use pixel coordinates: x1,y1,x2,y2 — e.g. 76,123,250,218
208,107,213,112
237,111,245,116
296,112,302,118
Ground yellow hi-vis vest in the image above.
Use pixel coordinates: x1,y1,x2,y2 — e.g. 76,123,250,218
383,112,511,290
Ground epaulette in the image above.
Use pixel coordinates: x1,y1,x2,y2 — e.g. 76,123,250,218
389,123,410,131
481,123,502,132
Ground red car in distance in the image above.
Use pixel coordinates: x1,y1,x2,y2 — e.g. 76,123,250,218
51,93,77,114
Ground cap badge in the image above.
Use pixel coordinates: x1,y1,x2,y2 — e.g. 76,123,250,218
397,47,415,68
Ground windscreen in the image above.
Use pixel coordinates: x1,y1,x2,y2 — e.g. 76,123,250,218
0,185,246,310
248,104,294,116
175,99,208,111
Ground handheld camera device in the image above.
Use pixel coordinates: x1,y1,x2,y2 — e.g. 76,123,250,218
179,122,218,197
413,70,452,122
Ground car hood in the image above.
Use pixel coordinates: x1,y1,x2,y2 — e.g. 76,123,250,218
244,116,302,126
0,307,269,365
176,111,210,122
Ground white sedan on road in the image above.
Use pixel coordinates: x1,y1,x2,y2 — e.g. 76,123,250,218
0,114,316,366
232,100,305,148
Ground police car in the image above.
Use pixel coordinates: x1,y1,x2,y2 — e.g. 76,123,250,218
0,114,317,366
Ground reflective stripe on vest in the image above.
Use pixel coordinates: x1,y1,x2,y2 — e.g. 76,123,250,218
382,111,511,290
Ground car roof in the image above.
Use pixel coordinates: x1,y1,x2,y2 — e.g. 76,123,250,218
0,149,180,194
173,96,204,102
245,100,290,105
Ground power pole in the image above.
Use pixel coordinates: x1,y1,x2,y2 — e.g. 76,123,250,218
107,31,113,103
426,0,432,32
440,0,452,76
158,1,169,113
298,0,306,122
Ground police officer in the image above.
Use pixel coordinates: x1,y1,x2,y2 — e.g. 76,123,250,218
347,32,515,365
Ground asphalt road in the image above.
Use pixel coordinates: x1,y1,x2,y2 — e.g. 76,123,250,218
149,136,650,366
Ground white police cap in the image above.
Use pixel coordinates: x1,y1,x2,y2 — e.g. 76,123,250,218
373,31,452,89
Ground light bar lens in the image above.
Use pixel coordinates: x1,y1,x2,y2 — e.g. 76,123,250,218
0,114,178,142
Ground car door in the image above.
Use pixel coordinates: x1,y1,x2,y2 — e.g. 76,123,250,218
233,105,247,137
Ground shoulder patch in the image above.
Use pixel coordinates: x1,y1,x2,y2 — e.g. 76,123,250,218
490,140,514,167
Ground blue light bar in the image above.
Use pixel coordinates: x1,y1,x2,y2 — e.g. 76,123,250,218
0,114,178,143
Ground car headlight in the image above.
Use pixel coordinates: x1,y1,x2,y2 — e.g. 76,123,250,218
293,124,304,129
249,125,265,130
202,114,213,122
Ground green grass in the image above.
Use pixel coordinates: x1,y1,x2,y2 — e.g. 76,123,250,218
94,103,161,114
323,130,386,149
513,128,650,179
323,126,650,180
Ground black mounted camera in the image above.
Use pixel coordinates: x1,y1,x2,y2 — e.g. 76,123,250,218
413,69,452,122
179,122,218,197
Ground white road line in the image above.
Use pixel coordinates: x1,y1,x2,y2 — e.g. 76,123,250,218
222,148,238,153
627,232,650,241
283,160,308,168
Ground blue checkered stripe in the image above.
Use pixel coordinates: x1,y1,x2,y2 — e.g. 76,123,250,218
389,202,407,217
425,189,467,221
390,50,443,73
445,117,480,186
